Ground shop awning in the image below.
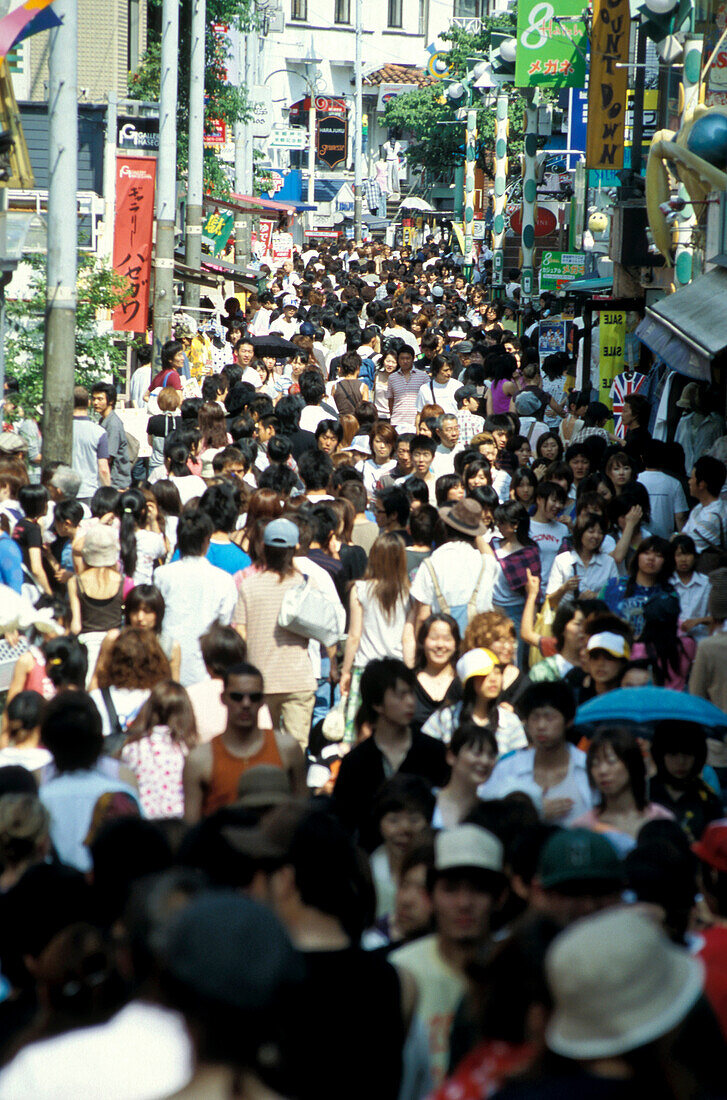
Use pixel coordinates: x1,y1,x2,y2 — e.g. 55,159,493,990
173,259,224,289
202,193,316,216
636,266,727,382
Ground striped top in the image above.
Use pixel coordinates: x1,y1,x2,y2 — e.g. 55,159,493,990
233,570,315,693
387,367,431,431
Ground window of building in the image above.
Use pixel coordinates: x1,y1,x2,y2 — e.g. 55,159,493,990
418,0,429,35
291,0,308,20
335,0,351,21
388,0,403,26
453,0,480,16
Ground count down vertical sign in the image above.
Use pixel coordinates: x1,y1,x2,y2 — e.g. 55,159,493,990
586,0,630,170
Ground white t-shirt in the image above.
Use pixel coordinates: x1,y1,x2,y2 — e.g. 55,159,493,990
299,405,333,434
410,543,500,617
131,528,166,585
529,519,569,585
167,474,208,506
415,378,462,414
89,686,151,737
361,457,396,495
479,744,594,826
637,470,688,538
353,580,409,666
154,557,238,685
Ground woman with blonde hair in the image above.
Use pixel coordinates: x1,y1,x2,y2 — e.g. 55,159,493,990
463,610,524,703
0,794,51,891
416,403,444,435
340,532,411,740
340,413,360,449
121,680,199,818
147,386,181,475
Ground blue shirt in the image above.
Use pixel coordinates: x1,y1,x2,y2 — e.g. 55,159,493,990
0,532,23,593
172,538,251,575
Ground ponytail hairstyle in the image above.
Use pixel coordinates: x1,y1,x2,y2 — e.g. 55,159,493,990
117,489,148,580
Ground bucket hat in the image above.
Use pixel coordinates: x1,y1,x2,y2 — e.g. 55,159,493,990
438,497,489,537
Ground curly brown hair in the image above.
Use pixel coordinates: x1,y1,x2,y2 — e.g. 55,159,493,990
98,627,171,690
463,611,516,653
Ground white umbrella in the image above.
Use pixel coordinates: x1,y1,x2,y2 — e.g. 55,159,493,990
400,196,435,212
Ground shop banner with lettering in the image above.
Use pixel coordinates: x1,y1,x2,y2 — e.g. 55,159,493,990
586,0,631,169
515,0,587,88
112,156,157,333
599,309,626,418
539,250,586,291
201,210,235,256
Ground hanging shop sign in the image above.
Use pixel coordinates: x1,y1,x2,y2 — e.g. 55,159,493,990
116,115,159,153
515,0,587,88
599,309,627,417
112,156,156,333
201,209,235,257
586,0,631,169
317,114,347,169
539,250,586,291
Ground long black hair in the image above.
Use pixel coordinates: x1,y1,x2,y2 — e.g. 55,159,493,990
637,592,688,686
117,489,147,579
625,536,675,597
494,500,534,546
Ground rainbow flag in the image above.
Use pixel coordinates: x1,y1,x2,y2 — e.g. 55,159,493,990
0,0,60,59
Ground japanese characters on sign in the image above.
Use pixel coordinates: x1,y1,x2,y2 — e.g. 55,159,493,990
515,0,587,88
539,250,586,291
112,156,157,333
586,0,631,169
201,210,235,257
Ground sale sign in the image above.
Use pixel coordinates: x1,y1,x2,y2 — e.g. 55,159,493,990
112,156,157,333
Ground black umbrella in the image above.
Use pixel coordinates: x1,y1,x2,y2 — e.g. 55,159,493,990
250,333,301,359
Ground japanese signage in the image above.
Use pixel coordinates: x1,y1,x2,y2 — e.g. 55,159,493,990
250,84,273,138
201,209,235,256
117,115,159,153
204,118,226,147
317,115,347,169
539,250,585,291
586,0,631,169
515,0,587,88
268,127,308,149
599,309,626,416
112,156,156,333
251,219,275,261
625,88,658,145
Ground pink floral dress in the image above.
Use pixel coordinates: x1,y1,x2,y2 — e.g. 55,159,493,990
120,725,188,818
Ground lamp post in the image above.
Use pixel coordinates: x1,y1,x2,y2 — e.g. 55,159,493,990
521,90,539,306
492,93,508,290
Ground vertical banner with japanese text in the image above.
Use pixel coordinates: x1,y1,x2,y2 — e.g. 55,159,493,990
586,0,630,169
112,156,157,333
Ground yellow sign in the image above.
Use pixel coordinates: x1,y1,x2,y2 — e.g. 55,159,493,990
586,0,631,170
0,59,33,188
599,309,626,424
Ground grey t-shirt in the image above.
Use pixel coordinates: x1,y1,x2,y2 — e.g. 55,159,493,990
103,410,131,489
71,416,109,499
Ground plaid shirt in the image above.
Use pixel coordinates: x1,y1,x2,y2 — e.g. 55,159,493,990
456,409,485,446
363,179,383,214
494,544,541,594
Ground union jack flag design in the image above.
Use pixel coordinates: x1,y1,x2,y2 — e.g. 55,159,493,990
610,371,647,439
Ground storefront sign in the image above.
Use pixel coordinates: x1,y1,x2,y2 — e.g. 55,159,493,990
586,0,631,169
271,231,294,263
539,250,585,290
515,0,587,88
317,115,347,169
538,319,569,357
112,156,157,333
509,205,557,237
117,115,159,153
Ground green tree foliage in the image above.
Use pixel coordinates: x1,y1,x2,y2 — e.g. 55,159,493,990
384,20,551,181
128,0,253,197
6,255,132,410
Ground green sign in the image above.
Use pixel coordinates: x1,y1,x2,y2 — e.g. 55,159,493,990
201,209,235,257
539,250,586,291
515,0,587,88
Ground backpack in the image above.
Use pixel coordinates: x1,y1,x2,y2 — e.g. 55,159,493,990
424,555,490,632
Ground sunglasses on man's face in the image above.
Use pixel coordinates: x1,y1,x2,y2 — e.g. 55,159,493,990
227,690,263,703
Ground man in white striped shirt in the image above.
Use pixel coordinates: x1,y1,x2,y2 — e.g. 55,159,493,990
387,346,429,432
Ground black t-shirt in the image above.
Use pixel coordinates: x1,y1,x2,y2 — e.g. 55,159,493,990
147,413,178,440
11,517,42,569
286,948,405,1100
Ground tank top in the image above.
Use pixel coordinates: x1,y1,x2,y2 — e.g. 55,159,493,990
201,728,284,816
77,576,125,633
491,379,512,414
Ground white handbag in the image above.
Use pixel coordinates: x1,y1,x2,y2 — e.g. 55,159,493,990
278,576,342,647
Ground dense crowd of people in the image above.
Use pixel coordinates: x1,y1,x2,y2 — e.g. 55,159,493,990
1,237,727,1097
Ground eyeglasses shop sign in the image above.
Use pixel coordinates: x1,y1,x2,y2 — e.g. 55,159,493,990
117,116,159,153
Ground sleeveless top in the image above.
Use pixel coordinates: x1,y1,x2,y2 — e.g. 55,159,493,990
491,379,512,414
77,576,125,633
201,728,283,816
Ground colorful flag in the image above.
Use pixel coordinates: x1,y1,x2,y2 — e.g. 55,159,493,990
610,371,647,438
0,0,58,59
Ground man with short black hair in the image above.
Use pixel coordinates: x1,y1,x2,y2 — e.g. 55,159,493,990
373,486,410,542
683,456,727,555
90,383,131,490
387,347,429,433
71,386,111,500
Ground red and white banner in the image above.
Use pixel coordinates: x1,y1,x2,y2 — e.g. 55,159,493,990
112,156,157,333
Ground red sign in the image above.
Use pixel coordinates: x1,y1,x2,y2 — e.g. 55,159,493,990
251,218,275,260
112,156,157,333
509,206,558,238
204,119,226,147
314,95,347,117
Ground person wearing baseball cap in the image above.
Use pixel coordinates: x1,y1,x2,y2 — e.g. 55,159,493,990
390,824,506,1087
693,820,727,1039
530,828,623,927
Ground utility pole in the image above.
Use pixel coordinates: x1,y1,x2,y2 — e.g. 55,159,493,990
184,0,206,308
42,0,78,465
103,88,117,262
151,0,179,371
520,91,538,307
491,92,508,293
234,28,251,265
307,82,316,218
353,0,363,242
